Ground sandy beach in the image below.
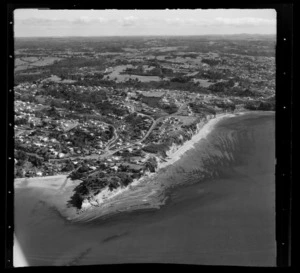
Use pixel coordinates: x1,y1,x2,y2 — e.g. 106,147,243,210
157,112,237,170
14,111,275,266
14,112,241,221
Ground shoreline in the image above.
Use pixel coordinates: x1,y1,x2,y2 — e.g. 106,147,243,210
14,109,275,266
14,112,234,185
156,111,237,171
14,110,253,221
14,111,241,184
82,112,238,211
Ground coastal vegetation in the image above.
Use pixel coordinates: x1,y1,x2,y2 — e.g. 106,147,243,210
14,35,275,210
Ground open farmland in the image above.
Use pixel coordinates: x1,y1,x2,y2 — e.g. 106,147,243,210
105,65,162,82
15,57,63,71
13,35,275,180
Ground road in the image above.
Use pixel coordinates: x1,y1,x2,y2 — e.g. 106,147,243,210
104,125,118,151
63,103,188,164
98,109,183,158
89,103,189,157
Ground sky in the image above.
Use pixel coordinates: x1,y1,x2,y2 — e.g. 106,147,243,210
14,9,276,37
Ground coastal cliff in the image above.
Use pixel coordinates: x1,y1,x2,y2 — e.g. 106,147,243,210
69,112,224,212
164,118,208,158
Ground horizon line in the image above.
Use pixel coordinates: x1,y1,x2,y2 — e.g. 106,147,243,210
15,33,276,38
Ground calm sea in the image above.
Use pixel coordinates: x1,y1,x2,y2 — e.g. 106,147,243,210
14,111,276,266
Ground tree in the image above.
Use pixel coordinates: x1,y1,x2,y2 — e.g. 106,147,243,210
244,101,258,110
28,154,43,167
15,166,24,178
227,79,235,87
258,101,274,111
229,103,236,112
15,117,28,125
144,157,158,172
62,161,75,172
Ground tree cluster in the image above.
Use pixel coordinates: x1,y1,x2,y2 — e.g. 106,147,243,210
201,58,221,66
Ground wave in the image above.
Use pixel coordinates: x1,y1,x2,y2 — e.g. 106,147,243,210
15,111,274,224
14,111,275,266
68,112,257,222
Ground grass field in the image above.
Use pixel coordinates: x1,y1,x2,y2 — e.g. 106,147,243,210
15,57,63,71
106,65,162,83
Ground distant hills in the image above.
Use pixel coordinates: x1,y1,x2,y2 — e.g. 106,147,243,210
15,34,276,41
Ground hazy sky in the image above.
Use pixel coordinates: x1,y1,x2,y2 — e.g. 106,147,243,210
14,9,276,37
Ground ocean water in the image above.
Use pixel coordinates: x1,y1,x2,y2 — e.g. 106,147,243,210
14,111,276,267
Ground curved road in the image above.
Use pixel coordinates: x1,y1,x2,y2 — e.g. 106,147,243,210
95,104,188,158
68,103,187,163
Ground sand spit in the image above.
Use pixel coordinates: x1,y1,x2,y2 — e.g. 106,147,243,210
14,175,70,190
